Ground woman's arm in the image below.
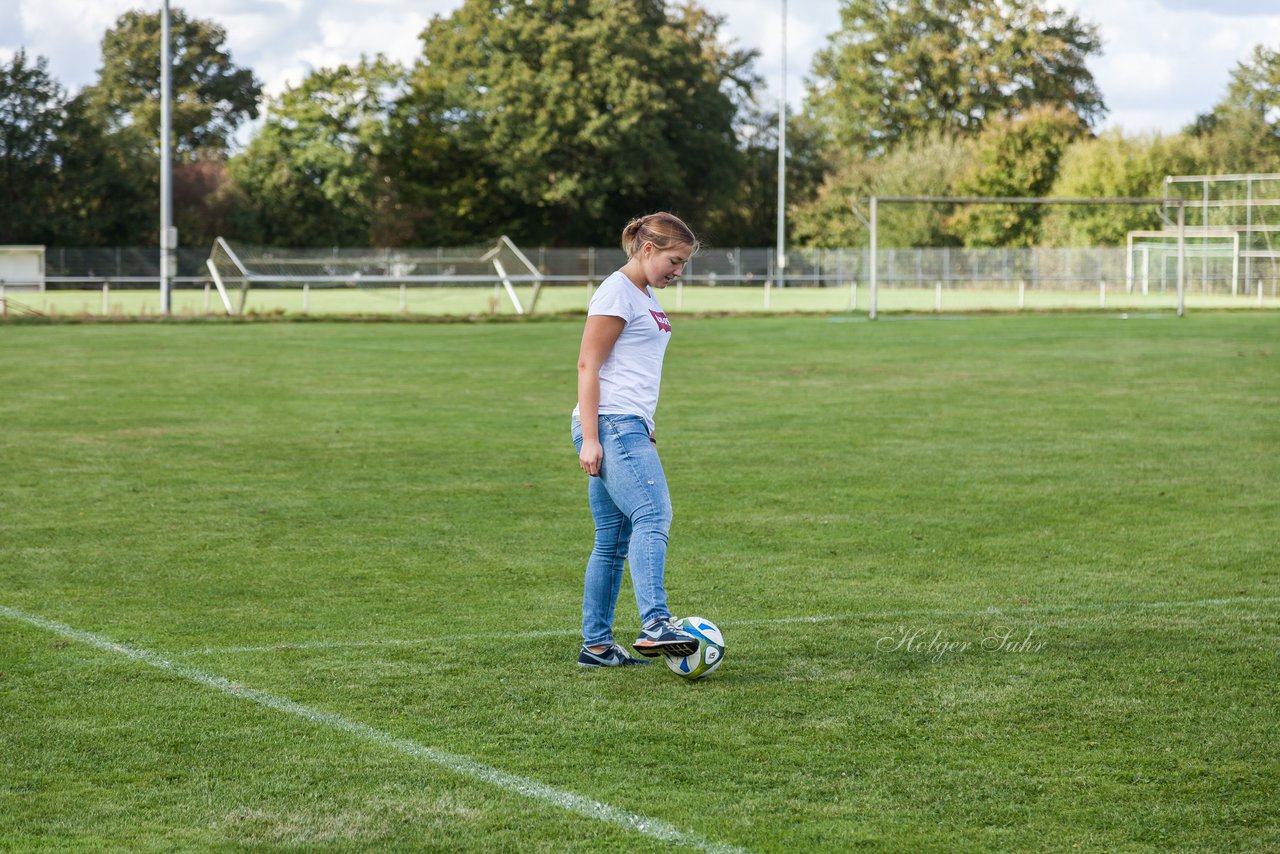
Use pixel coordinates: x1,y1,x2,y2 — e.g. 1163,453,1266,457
576,315,625,476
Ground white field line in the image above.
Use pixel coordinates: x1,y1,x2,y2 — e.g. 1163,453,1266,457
178,628,579,656
0,603,750,854
172,595,1280,657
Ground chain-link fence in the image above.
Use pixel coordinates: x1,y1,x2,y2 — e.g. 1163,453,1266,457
5,243,1278,317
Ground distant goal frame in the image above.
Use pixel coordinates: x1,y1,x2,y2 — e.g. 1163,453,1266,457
854,196,1190,319
205,236,546,316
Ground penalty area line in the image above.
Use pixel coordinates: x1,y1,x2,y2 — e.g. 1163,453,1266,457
175,627,578,657
0,603,751,854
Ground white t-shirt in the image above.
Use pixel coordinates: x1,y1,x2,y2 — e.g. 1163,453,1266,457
573,270,672,434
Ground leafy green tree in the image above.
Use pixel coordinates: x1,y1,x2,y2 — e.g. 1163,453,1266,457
48,93,155,245
388,0,754,245
808,0,1105,156
950,105,1086,247
0,51,153,245
791,133,972,248
172,158,258,248
382,45,509,247
229,58,405,246
1040,131,1209,247
81,7,262,159
0,50,65,242
1187,45,1280,173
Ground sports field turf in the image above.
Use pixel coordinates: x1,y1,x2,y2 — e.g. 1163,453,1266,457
2,312,1277,851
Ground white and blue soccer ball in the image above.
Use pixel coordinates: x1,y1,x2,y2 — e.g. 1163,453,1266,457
663,616,725,680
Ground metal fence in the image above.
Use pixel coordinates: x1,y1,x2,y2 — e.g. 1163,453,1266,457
21,244,1277,292
5,244,1276,317
41,247,214,284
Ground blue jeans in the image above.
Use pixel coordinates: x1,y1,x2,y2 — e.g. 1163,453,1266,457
571,415,673,647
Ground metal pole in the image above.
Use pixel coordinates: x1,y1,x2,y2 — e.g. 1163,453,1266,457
1201,178,1209,294
1176,202,1186,317
869,196,878,320
765,248,772,309
1231,233,1239,297
159,0,173,316
775,0,786,292
1245,176,1253,290
1125,232,1134,293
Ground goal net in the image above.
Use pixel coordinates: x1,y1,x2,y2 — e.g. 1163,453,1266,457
206,236,544,316
857,195,1183,317
840,172,1280,317
1128,173,1280,300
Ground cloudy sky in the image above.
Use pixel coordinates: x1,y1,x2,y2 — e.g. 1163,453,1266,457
4,0,1280,139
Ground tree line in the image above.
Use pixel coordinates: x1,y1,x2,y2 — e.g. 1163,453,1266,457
3,0,1280,250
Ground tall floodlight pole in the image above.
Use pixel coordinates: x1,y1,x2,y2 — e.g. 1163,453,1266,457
159,0,174,315
775,0,787,297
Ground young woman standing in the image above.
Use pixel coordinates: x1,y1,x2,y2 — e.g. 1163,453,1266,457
571,212,700,667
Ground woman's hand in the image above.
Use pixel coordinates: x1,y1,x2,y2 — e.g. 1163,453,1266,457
579,438,603,477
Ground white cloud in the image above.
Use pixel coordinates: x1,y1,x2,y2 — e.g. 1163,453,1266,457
14,0,133,86
234,0,445,95
699,0,841,108
1059,0,1280,131
1100,50,1174,97
1209,27,1242,53
1091,106,1189,136
1156,0,1276,16
0,0,22,47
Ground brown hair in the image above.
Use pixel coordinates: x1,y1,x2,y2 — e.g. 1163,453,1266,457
620,212,700,259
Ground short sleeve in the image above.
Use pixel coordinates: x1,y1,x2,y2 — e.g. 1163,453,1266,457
587,275,639,322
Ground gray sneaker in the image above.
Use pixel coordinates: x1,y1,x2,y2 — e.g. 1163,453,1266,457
577,642,653,668
631,617,699,658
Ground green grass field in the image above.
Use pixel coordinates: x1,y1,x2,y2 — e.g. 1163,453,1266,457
2,313,1277,851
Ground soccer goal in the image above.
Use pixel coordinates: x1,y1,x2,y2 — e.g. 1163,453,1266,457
206,236,545,316
855,196,1187,318
1126,173,1280,304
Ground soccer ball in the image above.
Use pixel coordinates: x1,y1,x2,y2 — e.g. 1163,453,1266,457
663,616,725,680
